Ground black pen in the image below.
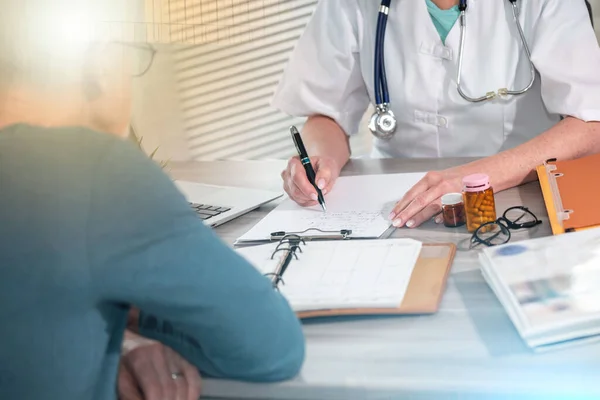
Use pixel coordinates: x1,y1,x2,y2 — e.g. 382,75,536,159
289,126,327,212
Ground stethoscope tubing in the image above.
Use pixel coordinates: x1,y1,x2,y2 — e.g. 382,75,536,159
456,0,535,102
374,0,391,107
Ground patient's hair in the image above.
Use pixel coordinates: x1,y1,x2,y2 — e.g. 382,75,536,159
0,0,123,89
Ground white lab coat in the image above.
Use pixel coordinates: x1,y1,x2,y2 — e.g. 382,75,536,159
271,0,600,158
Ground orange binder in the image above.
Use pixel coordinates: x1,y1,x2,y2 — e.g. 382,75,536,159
536,153,600,235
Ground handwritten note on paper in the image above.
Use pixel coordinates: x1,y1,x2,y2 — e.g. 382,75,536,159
298,211,390,235
236,172,426,243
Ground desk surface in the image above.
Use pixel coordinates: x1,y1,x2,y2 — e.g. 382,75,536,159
168,158,600,400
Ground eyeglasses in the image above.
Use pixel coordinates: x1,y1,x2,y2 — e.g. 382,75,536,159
470,206,542,247
125,42,156,77
110,41,157,77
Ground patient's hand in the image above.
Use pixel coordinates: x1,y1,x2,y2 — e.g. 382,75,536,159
119,330,202,400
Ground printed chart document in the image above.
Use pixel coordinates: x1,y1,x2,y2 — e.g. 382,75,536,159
235,172,425,244
237,239,423,313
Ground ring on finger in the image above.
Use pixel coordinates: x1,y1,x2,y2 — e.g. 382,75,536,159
171,372,184,380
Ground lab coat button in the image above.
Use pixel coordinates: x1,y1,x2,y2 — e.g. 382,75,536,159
419,42,453,60
438,116,448,127
414,110,427,122
435,45,453,60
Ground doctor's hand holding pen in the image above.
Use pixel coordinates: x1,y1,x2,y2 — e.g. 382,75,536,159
282,120,346,209
281,155,340,208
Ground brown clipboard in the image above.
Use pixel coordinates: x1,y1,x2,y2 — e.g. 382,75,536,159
536,154,600,235
297,243,456,319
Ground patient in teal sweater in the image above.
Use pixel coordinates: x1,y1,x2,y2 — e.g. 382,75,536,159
0,2,304,399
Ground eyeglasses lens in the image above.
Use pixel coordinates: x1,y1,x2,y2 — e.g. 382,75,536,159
505,208,537,227
476,222,510,246
131,46,154,77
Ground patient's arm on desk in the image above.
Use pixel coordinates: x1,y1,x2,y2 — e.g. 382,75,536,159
88,141,305,382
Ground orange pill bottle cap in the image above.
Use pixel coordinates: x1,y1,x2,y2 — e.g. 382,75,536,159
462,173,490,192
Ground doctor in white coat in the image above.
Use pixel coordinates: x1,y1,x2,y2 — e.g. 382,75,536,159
273,0,600,228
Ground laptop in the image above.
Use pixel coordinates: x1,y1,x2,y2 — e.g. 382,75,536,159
174,180,283,227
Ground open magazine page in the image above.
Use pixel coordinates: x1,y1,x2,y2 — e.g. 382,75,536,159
480,228,600,341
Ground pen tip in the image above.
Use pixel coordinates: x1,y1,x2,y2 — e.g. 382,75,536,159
322,203,327,212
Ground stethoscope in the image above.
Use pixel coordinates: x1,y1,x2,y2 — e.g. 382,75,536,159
369,0,536,140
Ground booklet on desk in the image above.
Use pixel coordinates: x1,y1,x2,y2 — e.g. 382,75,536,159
234,173,426,246
237,238,456,318
479,227,600,351
537,153,600,235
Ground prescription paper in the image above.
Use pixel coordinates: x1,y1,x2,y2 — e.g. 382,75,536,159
236,172,426,243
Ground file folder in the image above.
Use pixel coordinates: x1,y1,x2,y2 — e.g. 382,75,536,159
536,154,600,235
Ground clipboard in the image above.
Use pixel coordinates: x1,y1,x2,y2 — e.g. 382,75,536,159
237,237,456,319
536,154,600,235
297,242,456,319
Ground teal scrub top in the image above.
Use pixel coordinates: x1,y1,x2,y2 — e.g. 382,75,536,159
426,0,460,44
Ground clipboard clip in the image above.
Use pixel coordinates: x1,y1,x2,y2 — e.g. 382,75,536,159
543,158,573,222
269,228,352,241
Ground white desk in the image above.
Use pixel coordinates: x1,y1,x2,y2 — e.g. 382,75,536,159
168,158,600,400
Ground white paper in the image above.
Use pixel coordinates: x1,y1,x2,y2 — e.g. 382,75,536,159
236,173,425,242
237,239,423,312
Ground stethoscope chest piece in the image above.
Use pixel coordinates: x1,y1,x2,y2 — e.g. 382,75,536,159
368,105,396,140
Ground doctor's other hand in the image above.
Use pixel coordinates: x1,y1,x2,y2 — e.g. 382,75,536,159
281,155,341,207
389,168,466,228
119,330,202,400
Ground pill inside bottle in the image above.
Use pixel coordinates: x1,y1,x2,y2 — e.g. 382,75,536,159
441,193,466,228
462,173,497,233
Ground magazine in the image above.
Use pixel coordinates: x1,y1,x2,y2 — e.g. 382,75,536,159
479,227,600,351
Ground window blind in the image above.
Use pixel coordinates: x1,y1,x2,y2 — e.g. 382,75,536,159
143,0,372,161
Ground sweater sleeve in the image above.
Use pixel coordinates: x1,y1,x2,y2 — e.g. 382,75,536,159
87,139,305,382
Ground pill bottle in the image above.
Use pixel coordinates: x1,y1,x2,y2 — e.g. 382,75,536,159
462,173,497,233
441,193,466,228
